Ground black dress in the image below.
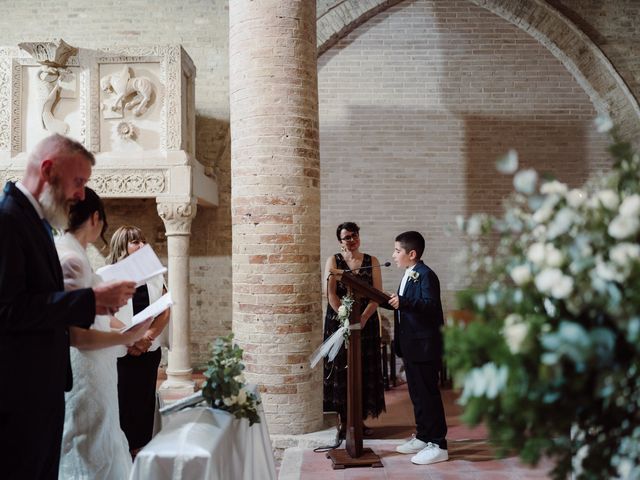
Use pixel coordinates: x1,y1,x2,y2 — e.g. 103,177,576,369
117,283,161,451
323,253,386,423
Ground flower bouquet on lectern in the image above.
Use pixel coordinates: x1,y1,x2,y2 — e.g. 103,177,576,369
201,334,261,426
445,118,640,480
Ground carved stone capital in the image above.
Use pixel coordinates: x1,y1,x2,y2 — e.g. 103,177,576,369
157,199,197,235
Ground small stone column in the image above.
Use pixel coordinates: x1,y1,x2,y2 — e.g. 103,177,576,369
157,198,197,399
229,0,322,434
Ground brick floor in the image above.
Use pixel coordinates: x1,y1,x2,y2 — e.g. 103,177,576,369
279,383,553,479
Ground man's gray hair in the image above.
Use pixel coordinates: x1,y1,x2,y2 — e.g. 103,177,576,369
28,134,95,167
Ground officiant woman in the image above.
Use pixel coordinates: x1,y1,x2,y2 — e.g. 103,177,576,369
107,225,170,457
323,221,386,437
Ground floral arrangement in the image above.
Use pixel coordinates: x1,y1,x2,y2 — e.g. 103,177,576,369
201,334,261,426
445,118,640,480
337,294,355,346
309,294,356,368
408,270,420,282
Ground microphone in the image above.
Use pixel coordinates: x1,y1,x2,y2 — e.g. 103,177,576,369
344,261,391,272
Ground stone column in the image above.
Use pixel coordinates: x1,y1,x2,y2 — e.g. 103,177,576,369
229,0,322,434
157,198,197,399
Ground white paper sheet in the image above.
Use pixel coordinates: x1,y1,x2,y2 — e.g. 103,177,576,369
96,244,167,287
122,292,173,332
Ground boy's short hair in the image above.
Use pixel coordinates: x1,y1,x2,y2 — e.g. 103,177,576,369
395,231,425,259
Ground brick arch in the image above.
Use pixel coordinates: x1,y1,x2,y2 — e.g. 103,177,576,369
317,0,640,139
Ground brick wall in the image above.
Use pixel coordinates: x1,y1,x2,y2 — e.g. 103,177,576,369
318,0,611,311
551,0,640,99
0,0,632,367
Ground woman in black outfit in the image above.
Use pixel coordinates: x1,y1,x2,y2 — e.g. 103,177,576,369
322,222,386,437
107,225,170,457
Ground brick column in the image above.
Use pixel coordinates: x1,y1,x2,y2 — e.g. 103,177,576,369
229,0,322,434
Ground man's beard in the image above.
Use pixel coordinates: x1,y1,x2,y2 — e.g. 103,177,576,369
38,180,71,230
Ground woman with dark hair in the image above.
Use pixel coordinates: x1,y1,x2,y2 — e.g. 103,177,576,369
56,188,151,479
108,225,170,457
323,222,386,437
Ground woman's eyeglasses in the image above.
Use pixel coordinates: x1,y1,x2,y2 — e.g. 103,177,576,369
340,234,359,242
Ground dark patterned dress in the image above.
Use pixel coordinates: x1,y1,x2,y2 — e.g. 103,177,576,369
323,253,386,423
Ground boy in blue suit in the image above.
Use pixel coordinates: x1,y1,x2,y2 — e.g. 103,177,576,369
388,231,448,465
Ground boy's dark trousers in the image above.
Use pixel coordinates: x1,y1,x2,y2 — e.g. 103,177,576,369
404,360,448,450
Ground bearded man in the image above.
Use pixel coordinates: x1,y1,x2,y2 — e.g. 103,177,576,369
0,134,137,480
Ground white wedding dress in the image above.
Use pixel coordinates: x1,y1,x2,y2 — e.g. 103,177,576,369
56,233,132,480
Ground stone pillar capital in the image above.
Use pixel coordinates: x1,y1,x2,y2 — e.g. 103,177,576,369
156,197,197,235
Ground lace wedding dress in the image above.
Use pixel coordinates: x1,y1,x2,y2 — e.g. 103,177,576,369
56,233,132,479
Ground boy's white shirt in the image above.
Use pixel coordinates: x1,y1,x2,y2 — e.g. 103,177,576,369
399,265,416,296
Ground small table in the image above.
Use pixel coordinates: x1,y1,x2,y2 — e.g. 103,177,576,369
130,406,276,480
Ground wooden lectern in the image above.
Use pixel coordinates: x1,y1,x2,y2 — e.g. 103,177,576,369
326,268,391,469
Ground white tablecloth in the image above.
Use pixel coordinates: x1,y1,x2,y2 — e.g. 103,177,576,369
130,406,276,480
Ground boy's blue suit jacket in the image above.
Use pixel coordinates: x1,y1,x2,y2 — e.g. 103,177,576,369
391,260,444,363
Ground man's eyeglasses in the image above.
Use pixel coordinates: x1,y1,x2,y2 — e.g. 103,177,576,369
340,234,359,242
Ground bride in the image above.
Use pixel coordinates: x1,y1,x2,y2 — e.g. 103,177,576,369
56,187,151,479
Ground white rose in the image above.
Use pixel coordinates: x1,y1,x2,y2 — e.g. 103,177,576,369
496,149,518,174
608,215,640,239
532,205,554,224
532,195,560,224
544,244,564,267
595,257,623,282
566,189,586,208
237,387,247,405
610,243,640,267
594,115,613,133
466,215,482,236
540,180,568,195
223,396,236,407
596,189,619,210
532,225,547,239
503,314,529,354
510,264,532,286
619,194,640,218
551,275,573,299
547,208,576,239
337,305,347,317
534,268,563,294
460,363,508,403
527,243,546,265
513,169,538,195
456,215,465,231
233,374,246,384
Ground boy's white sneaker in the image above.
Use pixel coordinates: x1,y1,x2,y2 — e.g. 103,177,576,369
411,442,449,465
396,435,428,454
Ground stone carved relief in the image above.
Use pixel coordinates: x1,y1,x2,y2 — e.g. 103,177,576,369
157,200,197,235
18,39,78,135
88,171,166,195
0,56,10,151
100,66,154,119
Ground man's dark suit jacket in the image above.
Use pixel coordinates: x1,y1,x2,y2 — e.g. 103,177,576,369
392,260,444,363
0,181,95,411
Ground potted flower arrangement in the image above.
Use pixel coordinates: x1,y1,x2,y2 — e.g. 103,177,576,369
445,118,640,480
201,334,261,426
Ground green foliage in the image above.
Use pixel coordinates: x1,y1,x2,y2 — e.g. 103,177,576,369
201,334,261,426
446,120,640,480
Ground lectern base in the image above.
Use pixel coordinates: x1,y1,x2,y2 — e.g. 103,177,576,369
326,448,384,469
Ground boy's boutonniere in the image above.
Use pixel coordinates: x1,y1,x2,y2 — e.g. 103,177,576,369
408,270,420,282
